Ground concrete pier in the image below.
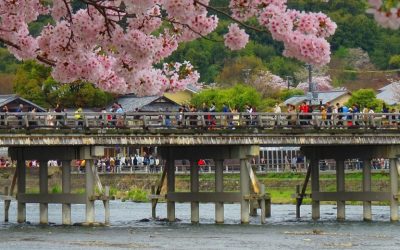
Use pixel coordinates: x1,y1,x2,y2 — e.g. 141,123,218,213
240,159,250,224
39,160,48,224
311,158,320,221
363,159,372,221
190,161,199,224
17,154,26,223
336,159,345,221
215,159,224,224
62,160,72,225
390,158,399,222
167,157,176,222
85,160,95,224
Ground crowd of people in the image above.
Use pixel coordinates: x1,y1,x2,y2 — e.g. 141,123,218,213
281,101,398,127
0,101,398,129
79,154,161,173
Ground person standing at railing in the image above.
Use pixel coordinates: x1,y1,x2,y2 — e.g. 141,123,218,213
98,107,107,128
286,104,297,126
28,107,37,127
326,102,333,126
45,108,54,126
390,108,398,126
74,107,84,128
320,106,327,127
1,105,8,126
368,107,376,127
209,102,216,128
222,103,229,127
382,103,389,126
245,104,253,125
177,107,184,127
202,102,210,128
54,104,63,126
164,107,171,127
299,101,309,125
230,106,239,129
189,105,197,127
115,104,125,128
16,104,24,127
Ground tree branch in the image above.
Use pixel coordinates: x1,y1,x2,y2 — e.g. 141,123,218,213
0,37,56,66
194,0,266,33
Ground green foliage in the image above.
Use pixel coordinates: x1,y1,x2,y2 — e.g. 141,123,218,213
334,46,349,59
51,184,62,194
346,89,383,109
389,55,400,69
279,89,304,101
191,84,263,111
13,61,113,108
126,188,148,202
0,48,20,73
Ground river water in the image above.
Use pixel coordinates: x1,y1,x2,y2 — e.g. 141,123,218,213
0,201,399,249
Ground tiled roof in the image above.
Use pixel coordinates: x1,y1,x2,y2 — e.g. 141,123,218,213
378,82,400,92
0,94,46,112
284,90,350,106
111,95,160,112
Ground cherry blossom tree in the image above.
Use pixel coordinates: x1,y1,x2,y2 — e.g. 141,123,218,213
296,75,333,92
367,0,400,29
0,0,337,96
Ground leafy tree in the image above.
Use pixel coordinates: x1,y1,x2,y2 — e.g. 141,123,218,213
279,89,305,101
346,89,383,110
191,84,263,111
389,55,400,69
13,61,113,108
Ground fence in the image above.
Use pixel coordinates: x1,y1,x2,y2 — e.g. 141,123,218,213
0,111,398,130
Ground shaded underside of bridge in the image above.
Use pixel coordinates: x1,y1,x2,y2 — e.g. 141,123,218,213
0,129,400,146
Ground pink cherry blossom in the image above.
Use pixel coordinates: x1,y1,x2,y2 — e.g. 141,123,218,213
367,0,400,29
0,0,336,95
224,23,249,50
296,76,333,92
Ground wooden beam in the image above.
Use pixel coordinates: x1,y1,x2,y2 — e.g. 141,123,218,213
167,192,241,203
17,194,86,204
312,192,391,201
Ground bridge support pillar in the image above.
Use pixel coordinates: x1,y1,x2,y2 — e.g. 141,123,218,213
363,159,372,221
17,153,26,223
190,161,199,224
215,159,224,224
240,159,250,224
167,156,176,222
390,158,399,222
62,160,72,225
39,160,48,224
311,157,320,221
85,159,95,224
336,159,345,221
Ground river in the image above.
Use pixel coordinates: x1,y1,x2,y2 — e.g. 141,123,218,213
0,201,399,249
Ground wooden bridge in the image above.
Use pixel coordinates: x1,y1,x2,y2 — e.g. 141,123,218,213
0,111,400,225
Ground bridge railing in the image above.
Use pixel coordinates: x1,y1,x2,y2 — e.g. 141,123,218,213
0,111,398,130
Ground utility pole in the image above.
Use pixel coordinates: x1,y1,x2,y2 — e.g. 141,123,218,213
307,64,313,93
242,69,251,84
286,76,292,90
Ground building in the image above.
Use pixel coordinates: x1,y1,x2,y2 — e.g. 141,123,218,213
376,82,400,105
0,95,46,112
111,84,202,112
283,89,351,107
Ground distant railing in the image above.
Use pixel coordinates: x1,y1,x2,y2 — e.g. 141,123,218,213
0,111,399,130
